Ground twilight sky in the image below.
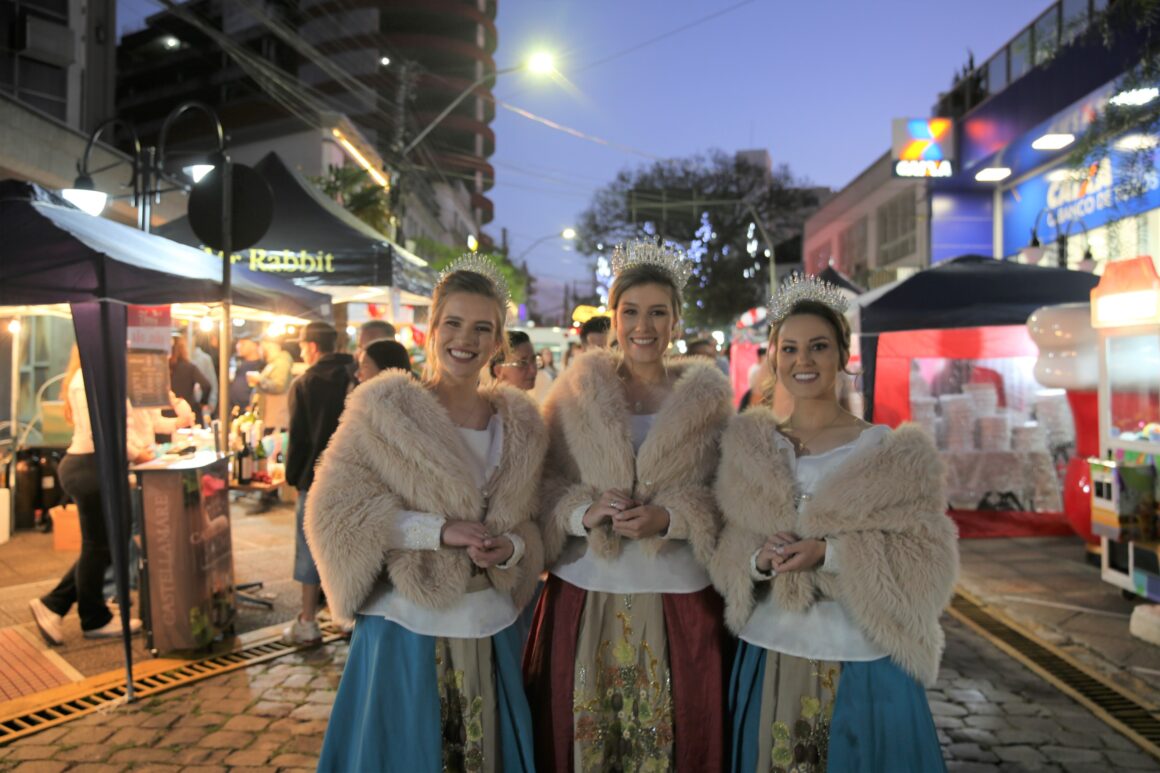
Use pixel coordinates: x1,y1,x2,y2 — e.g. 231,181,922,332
489,0,1047,316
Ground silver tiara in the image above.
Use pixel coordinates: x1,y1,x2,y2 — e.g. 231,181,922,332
610,238,693,290
768,274,848,324
439,253,512,310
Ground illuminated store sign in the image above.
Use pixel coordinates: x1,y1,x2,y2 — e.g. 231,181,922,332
892,118,956,178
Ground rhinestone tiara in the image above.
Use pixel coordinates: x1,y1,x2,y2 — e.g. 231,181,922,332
439,253,512,310
610,238,693,291
767,273,849,324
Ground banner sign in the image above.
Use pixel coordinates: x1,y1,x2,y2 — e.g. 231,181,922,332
127,305,171,407
1001,143,1160,257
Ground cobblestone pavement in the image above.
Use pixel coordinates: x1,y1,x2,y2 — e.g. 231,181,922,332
1,615,1157,771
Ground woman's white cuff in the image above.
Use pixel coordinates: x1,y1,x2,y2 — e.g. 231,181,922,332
820,538,839,574
497,532,525,569
567,503,591,536
750,548,775,581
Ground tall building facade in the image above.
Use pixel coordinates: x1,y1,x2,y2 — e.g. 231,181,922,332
115,0,496,254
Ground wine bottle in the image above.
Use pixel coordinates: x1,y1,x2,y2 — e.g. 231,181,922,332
237,438,253,485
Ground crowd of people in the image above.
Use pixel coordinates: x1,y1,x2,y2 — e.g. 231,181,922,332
30,238,959,772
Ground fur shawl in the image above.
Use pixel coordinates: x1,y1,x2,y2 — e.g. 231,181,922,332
304,372,548,624
710,407,959,685
540,348,733,567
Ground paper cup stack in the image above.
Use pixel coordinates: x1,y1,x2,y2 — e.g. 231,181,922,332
964,382,999,416
978,413,1011,451
1012,421,1048,453
911,397,938,441
1034,390,1074,448
940,393,976,451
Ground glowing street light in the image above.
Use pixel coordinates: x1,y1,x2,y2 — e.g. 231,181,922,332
528,51,556,75
562,227,577,240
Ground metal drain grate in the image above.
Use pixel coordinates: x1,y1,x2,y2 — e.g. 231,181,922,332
949,590,1160,758
0,623,344,745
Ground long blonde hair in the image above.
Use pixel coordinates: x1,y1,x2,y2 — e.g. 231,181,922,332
423,270,509,383
62,344,81,425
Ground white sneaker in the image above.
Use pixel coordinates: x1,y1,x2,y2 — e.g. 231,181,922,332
282,615,322,645
83,616,142,639
29,599,64,646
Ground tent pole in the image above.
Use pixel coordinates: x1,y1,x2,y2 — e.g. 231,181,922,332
9,315,19,448
218,157,233,456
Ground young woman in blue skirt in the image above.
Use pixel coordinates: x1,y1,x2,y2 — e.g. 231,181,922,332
306,259,547,772
711,277,958,773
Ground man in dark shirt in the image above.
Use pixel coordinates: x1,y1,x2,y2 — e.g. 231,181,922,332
282,322,353,644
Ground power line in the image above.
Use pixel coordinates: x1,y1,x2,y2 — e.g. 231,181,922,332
572,0,759,75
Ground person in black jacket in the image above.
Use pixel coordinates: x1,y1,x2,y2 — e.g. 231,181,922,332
283,321,354,644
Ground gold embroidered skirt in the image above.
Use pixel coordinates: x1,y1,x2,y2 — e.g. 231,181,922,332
572,591,674,772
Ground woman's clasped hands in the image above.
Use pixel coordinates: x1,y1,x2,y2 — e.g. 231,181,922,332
755,531,826,575
582,489,671,539
440,520,514,568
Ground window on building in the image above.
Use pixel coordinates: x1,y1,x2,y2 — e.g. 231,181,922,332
1009,27,1032,81
1033,6,1060,65
1061,0,1090,45
986,51,1008,95
876,190,917,266
807,242,831,272
838,216,868,272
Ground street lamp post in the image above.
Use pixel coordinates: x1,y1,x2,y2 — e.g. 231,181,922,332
515,228,576,263
65,103,234,451
1024,208,1093,269
157,102,232,452
61,119,146,228
402,52,556,156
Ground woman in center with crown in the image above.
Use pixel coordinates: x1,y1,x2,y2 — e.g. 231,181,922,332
524,238,734,772
307,258,547,771
711,276,957,773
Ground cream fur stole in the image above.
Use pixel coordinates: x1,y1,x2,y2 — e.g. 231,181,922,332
304,372,548,624
540,348,733,568
710,407,959,685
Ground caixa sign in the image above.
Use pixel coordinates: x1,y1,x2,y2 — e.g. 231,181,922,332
892,118,956,178
894,159,954,178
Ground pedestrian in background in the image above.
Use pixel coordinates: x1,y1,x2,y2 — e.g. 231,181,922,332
229,335,263,414
282,322,354,645
489,330,538,392
524,240,734,772
169,336,211,421
578,315,610,351
356,339,413,384
190,333,217,421
308,262,545,771
29,347,146,645
712,279,956,772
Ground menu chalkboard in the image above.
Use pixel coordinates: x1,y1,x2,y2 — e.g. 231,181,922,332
128,351,170,408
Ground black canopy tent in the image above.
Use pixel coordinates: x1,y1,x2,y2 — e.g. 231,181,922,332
0,180,330,694
158,152,438,304
856,255,1099,422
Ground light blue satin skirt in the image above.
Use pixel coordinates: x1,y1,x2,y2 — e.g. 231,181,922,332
317,615,535,772
730,640,946,773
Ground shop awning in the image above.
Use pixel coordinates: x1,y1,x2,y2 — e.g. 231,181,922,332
858,255,1098,334
156,152,438,302
1,181,331,318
